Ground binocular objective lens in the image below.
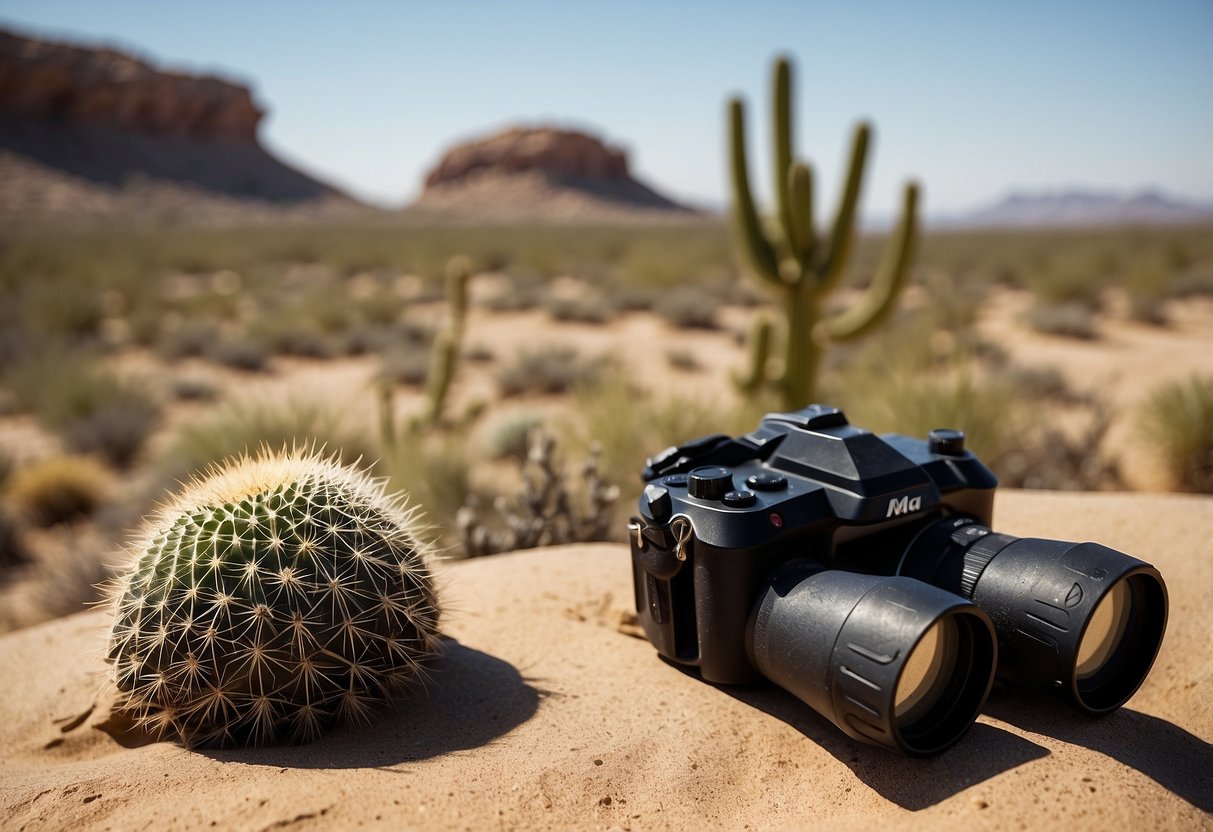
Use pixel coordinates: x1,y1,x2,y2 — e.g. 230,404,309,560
895,619,958,724
1075,579,1131,680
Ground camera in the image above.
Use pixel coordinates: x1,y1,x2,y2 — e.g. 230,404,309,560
628,405,1168,756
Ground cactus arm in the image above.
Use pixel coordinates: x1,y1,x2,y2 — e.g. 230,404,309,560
423,329,457,426
818,180,920,343
782,281,821,409
731,311,773,393
729,98,781,285
816,122,871,292
787,162,815,265
773,58,796,255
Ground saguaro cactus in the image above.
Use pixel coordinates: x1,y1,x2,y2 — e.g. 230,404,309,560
730,56,920,408
423,255,472,427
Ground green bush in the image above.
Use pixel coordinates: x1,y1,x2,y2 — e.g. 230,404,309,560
1139,375,1213,493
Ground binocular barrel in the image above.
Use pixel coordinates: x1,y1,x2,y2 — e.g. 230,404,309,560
899,518,1168,714
747,565,997,756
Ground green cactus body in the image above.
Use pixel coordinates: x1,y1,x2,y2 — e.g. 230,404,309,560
107,449,441,747
423,255,472,428
730,56,921,408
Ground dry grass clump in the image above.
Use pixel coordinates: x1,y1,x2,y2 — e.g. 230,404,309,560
379,434,473,544
5,455,112,526
483,411,546,460
205,337,271,372
496,346,610,397
3,351,160,467
1138,374,1213,493
378,346,432,387
161,400,377,484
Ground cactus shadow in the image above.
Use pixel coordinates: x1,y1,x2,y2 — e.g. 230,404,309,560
718,681,1049,811
204,639,540,769
983,692,1213,812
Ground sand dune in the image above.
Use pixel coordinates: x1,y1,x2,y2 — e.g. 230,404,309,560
1,490,1210,830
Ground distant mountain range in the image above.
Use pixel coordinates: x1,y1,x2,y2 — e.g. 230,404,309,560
944,189,1213,229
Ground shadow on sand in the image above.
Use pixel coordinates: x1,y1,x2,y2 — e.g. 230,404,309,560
984,691,1213,813
722,681,1049,811
203,639,541,769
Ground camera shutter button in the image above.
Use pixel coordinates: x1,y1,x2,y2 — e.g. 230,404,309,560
688,466,733,500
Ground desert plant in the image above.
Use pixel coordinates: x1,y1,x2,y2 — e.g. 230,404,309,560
0,503,26,569
729,56,919,408
206,337,271,372
1139,374,1213,493
5,455,111,527
161,400,377,484
4,351,160,467
545,294,617,325
106,448,442,747
379,434,474,541
654,287,721,330
423,256,472,427
484,412,546,460
496,346,609,398
456,430,619,556
1025,301,1099,340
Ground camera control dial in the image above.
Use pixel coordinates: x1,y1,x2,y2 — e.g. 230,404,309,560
689,466,734,500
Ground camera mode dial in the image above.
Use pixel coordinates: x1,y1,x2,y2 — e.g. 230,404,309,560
688,466,734,500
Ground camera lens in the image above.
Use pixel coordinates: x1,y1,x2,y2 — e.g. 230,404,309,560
895,619,956,722
747,566,996,756
1075,579,1130,680
899,519,1168,715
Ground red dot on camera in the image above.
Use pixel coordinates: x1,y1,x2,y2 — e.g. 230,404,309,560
769,513,783,528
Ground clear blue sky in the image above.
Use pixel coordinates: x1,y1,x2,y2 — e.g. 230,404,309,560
3,1,1211,216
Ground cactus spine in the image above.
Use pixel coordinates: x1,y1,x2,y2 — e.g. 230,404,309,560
730,56,920,408
423,255,472,428
107,448,441,747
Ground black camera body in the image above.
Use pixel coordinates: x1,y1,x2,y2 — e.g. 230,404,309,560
629,405,1167,756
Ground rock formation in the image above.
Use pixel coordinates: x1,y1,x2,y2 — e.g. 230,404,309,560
415,126,691,221
0,28,348,211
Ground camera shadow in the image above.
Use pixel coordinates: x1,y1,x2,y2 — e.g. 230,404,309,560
717,680,1049,811
199,638,542,769
984,690,1212,813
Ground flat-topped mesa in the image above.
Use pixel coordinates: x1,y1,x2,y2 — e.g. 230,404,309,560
0,30,261,141
0,28,348,209
416,125,690,220
424,127,631,188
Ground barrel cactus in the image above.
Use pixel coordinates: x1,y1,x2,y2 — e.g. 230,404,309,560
107,448,441,747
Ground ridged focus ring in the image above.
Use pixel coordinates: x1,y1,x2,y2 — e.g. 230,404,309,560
960,533,1016,598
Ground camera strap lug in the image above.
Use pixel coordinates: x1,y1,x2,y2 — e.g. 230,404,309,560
671,517,694,562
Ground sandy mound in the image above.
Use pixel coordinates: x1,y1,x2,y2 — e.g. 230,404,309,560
1,490,1209,830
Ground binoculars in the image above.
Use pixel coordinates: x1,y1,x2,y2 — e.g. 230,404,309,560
628,405,1168,756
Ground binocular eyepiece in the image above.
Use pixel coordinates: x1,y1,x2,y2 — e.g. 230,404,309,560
629,407,1170,757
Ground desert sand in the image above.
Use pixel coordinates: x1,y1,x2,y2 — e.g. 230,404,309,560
1,489,1210,831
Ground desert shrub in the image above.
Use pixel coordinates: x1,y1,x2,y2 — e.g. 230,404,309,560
248,318,335,359
5,455,111,526
655,287,721,330
1138,374,1213,493
170,375,219,401
1028,250,1108,309
161,400,377,484
0,503,26,569
1122,253,1171,325
567,371,772,496
463,342,495,363
23,281,104,340
378,346,432,387
10,527,113,627
206,337,270,372
665,347,701,372
1026,301,1099,340
998,363,1086,405
545,294,617,325
158,320,220,361
481,273,544,312
4,351,160,467
497,346,609,397
380,434,473,543
484,411,545,460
